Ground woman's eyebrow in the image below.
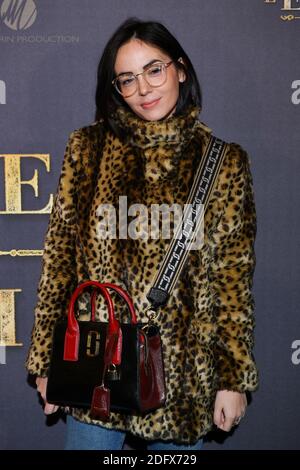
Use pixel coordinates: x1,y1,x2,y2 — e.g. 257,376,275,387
117,59,163,76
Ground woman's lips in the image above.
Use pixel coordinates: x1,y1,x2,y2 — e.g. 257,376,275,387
141,98,161,109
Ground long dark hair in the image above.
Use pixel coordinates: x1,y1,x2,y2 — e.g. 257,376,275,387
95,17,202,136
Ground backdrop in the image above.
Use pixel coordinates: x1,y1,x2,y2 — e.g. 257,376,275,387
0,0,299,450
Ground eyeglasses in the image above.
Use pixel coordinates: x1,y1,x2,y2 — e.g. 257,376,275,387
112,61,173,98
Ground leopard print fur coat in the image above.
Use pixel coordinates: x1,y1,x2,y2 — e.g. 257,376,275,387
25,104,259,444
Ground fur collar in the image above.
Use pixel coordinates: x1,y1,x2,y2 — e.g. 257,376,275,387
112,104,201,149
111,104,202,184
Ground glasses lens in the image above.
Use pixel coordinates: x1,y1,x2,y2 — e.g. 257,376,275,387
114,63,169,96
116,74,136,96
145,64,166,87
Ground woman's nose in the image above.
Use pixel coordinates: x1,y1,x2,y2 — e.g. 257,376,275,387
136,75,152,95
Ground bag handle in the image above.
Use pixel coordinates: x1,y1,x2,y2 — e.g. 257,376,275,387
100,282,138,324
90,283,137,323
64,281,139,362
89,283,140,369
64,281,117,361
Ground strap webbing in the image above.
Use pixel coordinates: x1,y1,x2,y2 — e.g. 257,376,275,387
146,136,228,309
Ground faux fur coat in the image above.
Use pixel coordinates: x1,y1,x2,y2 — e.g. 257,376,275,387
25,104,259,444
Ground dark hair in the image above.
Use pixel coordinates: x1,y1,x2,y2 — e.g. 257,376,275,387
95,17,202,136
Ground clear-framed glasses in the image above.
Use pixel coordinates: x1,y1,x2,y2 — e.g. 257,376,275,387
112,61,173,98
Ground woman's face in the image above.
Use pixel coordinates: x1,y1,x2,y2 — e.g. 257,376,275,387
114,39,186,121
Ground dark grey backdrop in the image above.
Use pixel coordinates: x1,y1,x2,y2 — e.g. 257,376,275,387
0,0,299,450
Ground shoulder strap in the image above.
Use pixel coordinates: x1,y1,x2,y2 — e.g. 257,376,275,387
146,135,229,310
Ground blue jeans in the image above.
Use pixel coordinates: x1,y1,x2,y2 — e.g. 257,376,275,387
65,415,204,450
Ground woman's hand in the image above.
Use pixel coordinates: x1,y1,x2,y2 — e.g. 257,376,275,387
36,376,59,415
213,390,247,432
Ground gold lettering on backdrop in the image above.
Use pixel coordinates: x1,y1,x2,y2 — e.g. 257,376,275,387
0,249,43,257
0,154,53,214
282,0,300,10
0,152,55,356
265,0,300,19
265,0,300,7
0,290,23,346
280,13,300,18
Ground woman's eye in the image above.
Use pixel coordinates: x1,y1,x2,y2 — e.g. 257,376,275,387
120,77,135,86
148,66,162,76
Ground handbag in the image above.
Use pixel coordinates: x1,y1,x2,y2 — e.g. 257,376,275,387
46,135,228,420
46,281,165,419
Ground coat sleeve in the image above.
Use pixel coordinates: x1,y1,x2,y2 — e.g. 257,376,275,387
25,131,81,377
209,143,259,393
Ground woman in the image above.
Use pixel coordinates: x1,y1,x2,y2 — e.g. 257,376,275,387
26,17,259,450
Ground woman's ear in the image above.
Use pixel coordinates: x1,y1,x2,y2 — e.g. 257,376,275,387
177,57,186,83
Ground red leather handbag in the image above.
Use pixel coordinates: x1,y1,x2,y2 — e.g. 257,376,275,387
46,280,166,420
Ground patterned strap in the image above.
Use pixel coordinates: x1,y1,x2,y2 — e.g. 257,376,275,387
146,136,228,310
